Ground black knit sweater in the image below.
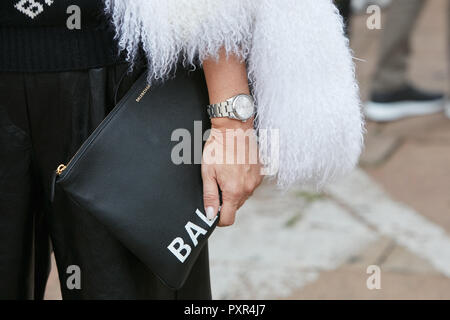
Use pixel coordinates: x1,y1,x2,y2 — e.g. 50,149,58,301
0,0,125,72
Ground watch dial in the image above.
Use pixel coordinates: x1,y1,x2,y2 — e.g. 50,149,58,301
233,95,254,120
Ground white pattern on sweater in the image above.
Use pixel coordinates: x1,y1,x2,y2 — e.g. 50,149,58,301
14,0,54,19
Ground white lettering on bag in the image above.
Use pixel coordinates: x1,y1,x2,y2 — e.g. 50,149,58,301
185,222,207,246
167,208,218,263
167,237,192,263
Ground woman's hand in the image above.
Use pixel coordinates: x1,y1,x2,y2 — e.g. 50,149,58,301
202,118,263,226
202,47,263,226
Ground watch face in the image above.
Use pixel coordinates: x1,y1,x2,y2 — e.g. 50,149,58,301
233,95,255,120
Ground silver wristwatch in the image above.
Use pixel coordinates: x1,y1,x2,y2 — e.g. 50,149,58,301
207,94,255,122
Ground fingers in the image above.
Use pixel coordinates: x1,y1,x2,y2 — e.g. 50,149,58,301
218,172,264,226
218,188,240,227
202,166,220,221
236,176,261,209
202,163,263,227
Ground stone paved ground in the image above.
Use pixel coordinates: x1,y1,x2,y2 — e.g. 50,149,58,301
44,0,450,300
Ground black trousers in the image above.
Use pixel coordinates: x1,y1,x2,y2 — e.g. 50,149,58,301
0,62,212,300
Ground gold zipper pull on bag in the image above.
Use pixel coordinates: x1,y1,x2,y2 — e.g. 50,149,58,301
56,164,67,175
51,164,66,203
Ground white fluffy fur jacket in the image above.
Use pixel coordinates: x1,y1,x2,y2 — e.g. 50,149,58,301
104,0,364,188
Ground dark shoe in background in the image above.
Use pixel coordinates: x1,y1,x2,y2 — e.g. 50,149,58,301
365,84,444,122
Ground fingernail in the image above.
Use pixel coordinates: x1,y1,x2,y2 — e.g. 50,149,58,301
206,206,215,220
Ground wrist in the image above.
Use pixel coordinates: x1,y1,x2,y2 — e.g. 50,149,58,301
211,117,254,131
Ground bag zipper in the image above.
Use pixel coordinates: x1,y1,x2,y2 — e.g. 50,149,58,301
51,160,73,202
51,148,87,202
55,151,76,178
49,73,150,202
54,79,151,179
56,164,67,176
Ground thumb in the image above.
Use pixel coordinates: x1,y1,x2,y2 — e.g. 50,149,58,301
202,174,220,221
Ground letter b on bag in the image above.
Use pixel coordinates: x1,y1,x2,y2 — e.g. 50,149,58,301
168,237,192,263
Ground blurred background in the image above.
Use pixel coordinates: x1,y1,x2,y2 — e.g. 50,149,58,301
45,0,450,299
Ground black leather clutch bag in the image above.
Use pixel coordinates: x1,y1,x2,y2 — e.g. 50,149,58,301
51,67,218,290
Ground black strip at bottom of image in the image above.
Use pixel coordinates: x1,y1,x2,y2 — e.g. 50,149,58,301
2,300,449,318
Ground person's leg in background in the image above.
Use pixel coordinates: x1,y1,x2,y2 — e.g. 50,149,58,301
372,0,424,92
366,0,444,122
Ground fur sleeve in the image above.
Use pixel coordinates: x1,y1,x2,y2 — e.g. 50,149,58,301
104,0,364,188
